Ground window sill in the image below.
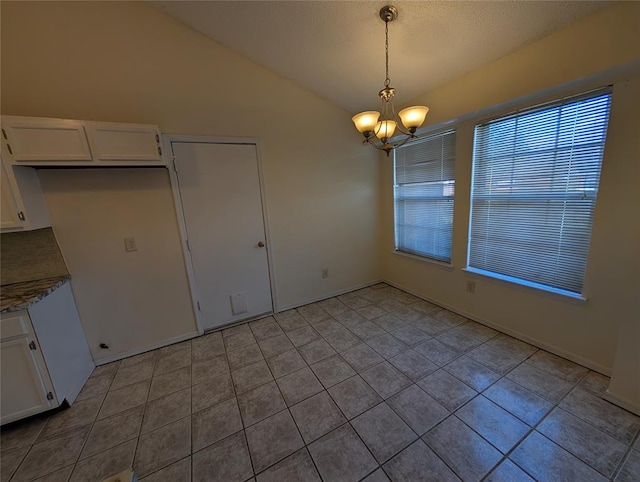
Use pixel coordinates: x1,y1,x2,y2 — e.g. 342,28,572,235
463,267,588,303
392,250,454,270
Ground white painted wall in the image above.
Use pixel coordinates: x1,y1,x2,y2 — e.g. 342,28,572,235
1,1,381,358
381,2,640,404
38,169,197,361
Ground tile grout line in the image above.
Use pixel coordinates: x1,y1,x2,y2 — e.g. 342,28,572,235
481,368,607,480
611,427,640,480
6,286,638,482
247,306,383,480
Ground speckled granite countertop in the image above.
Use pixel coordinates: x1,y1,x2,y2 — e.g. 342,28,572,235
1,275,71,313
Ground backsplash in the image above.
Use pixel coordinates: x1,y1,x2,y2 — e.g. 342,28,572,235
1,227,68,285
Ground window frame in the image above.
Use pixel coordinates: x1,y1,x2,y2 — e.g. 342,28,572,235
392,129,457,265
465,87,612,297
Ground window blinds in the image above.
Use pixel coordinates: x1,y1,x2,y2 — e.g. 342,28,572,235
394,130,456,262
468,90,611,294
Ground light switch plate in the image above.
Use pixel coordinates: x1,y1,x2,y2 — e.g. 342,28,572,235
124,237,137,252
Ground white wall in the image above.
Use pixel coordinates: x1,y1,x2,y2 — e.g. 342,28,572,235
381,2,640,408
38,169,197,361
1,1,381,359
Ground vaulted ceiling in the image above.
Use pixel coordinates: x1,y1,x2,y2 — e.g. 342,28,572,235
152,1,611,114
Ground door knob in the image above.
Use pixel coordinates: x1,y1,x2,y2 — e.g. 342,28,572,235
257,241,265,247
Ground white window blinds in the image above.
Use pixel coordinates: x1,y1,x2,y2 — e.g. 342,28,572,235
394,130,456,262
468,89,611,294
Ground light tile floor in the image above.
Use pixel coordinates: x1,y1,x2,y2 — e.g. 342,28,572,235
2,283,639,481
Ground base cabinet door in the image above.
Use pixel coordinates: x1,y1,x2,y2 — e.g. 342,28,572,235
1,336,53,424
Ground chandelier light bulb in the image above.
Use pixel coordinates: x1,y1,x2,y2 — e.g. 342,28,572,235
352,111,381,134
375,120,397,140
399,106,430,130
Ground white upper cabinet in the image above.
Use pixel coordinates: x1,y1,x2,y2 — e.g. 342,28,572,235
1,161,21,229
85,122,162,162
2,117,92,162
1,116,166,167
0,150,51,232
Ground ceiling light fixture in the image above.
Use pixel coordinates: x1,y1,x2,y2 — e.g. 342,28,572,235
352,5,429,156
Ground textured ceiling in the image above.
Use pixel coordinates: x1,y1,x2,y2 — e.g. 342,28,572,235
151,1,611,114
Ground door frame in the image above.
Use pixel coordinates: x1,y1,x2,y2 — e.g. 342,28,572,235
163,134,278,334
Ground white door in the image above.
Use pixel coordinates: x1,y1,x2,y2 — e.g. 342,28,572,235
173,142,273,330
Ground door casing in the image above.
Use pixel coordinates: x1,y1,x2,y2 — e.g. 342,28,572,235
164,134,278,334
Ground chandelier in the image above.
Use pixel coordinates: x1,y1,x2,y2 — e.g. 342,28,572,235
352,5,429,156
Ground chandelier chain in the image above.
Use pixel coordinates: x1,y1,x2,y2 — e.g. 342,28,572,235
384,19,390,87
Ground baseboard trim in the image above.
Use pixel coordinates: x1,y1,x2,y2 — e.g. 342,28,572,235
276,279,385,313
94,279,612,379
603,390,640,416
204,311,274,334
94,331,200,365
382,279,612,376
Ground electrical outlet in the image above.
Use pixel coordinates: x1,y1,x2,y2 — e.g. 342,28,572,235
466,280,476,294
124,237,137,252
322,268,329,279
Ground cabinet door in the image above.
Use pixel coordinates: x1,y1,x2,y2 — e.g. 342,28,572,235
1,337,53,424
0,161,22,229
86,122,163,163
2,117,92,162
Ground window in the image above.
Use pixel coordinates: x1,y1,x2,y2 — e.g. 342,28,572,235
394,130,456,263
468,89,612,295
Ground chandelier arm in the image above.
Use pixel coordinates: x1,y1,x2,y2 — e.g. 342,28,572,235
393,123,412,136
369,130,416,152
366,136,395,156
365,136,384,150
389,133,416,150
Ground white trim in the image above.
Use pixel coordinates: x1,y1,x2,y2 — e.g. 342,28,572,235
276,279,384,313
462,268,588,304
382,278,611,376
162,134,278,329
253,139,279,314
162,134,204,335
602,390,640,417
411,59,640,138
94,330,200,365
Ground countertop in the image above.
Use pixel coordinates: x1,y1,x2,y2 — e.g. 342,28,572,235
1,275,71,313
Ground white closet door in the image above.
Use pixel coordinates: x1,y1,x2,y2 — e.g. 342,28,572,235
173,142,272,330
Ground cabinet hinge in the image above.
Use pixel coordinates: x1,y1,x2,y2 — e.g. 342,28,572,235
28,340,37,350
1,128,7,139
46,392,54,401
197,301,201,311
6,143,12,155
18,211,25,221
186,239,192,252
157,146,162,155
155,134,160,143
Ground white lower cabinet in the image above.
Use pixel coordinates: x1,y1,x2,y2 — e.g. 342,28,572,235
0,283,94,425
0,323,55,423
